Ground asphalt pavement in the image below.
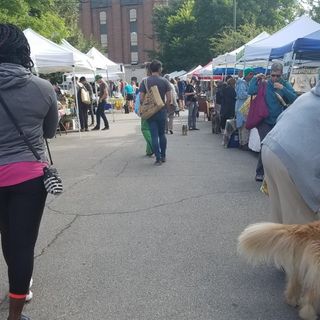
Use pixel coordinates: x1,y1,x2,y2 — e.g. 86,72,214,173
0,110,299,319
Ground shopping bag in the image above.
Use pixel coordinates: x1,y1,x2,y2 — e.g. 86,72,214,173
80,87,91,105
140,79,165,120
248,128,261,152
239,96,254,117
245,80,268,129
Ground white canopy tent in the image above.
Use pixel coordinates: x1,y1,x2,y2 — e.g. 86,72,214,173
194,62,212,77
24,28,75,74
86,47,124,79
180,65,202,80
239,16,320,62
24,29,98,134
60,39,96,72
24,29,96,74
212,32,270,66
168,70,187,79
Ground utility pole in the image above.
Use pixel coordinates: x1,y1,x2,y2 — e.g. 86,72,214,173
233,0,237,30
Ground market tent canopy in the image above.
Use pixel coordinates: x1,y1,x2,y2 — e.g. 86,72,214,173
270,29,320,60
213,31,270,66
24,28,75,74
212,67,239,75
186,65,202,76
179,65,202,80
86,47,124,76
64,71,121,82
194,62,213,77
241,16,320,62
60,39,95,72
168,70,187,78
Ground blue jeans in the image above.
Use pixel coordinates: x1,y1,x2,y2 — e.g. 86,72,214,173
187,101,198,129
96,101,109,129
147,109,167,161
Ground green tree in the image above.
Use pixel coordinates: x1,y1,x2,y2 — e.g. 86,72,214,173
209,23,278,56
152,0,303,72
0,0,68,42
298,0,320,22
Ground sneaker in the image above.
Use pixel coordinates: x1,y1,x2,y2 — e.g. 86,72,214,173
25,290,33,302
255,174,264,182
20,315,31,320
161,157,166,163
85,128,89,132
102,127,109,130
154,160,162,166
26,278,33,302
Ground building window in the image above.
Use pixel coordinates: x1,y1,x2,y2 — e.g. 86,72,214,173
101,34,108,47
131,52,138,64
100,24,107,34
129,9,137,22
130,21,137,33
130,32,138,46
99,11,107,24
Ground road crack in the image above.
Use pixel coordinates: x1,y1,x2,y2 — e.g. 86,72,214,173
34,215,78,260
45,189,256,217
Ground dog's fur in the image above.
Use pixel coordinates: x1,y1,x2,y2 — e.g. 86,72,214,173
238,221,320,320
182,124,188,136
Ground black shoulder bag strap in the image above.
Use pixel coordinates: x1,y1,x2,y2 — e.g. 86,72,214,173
0,91,53,165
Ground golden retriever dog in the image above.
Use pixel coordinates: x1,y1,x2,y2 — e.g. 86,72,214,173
238,221,320,320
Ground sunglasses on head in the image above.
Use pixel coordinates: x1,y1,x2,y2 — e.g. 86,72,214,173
271,74,281,78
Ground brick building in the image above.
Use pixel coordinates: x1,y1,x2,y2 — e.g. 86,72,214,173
79,0,168,66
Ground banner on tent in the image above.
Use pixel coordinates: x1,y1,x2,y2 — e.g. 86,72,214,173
289,67,319,93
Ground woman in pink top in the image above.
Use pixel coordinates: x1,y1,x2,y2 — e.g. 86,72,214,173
0,24,58,320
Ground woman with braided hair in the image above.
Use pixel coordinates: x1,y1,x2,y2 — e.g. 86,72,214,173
0,24,58,320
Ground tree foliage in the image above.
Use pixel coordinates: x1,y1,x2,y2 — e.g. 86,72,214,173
0,0,101,52
0,0,68,42
152,0,314,72
298,0,320,23
210,23,278,56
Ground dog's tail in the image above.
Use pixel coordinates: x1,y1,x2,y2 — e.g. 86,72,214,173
238,222,296,270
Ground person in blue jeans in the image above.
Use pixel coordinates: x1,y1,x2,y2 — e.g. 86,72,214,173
185,76,199,130
140,60,171,166
92,75,109,131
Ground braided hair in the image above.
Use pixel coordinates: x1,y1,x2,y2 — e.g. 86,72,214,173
0,24,34,70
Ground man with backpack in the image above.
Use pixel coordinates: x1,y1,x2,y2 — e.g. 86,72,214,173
80,76,94,127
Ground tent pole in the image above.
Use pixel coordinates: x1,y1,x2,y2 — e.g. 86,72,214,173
72,66,81,137
265,60,269,75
